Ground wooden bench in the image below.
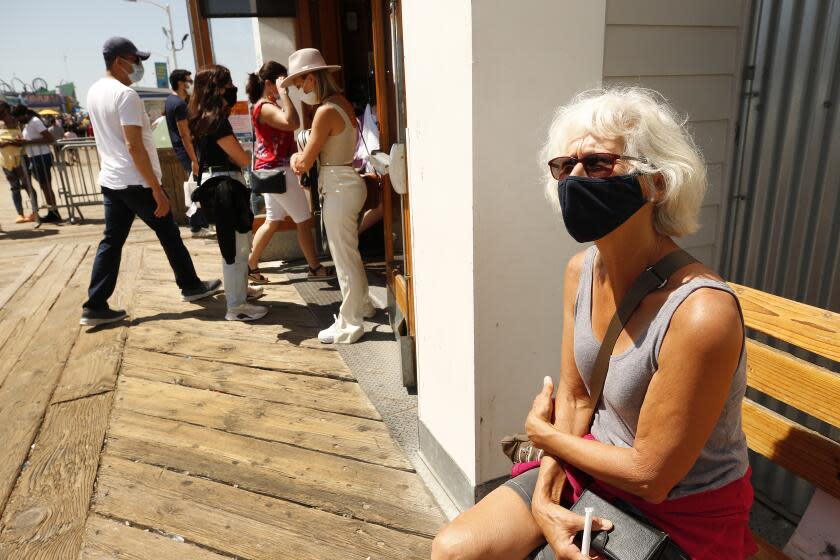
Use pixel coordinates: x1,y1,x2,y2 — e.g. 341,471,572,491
729,283,840,560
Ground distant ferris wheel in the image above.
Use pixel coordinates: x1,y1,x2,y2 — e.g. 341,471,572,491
31,77,49,92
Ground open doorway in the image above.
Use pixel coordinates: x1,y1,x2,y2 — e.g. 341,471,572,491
300,0,387,258
299,0,416,385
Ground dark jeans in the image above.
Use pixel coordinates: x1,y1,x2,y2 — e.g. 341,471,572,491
25,153,53,184
4,166,38,215
84,186,202,310
176,151,209,232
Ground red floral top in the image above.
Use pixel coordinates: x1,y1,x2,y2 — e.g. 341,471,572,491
251,99,296,170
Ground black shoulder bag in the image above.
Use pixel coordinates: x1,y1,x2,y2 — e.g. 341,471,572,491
503,250,697,560
248,102,286,195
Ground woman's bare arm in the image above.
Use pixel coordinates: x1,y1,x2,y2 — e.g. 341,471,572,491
290,105,338,173
529,289,744,503
531,251,594,504
258,92,299,131
216,135,251,169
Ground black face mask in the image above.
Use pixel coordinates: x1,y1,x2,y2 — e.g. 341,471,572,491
557,174,648,243
223,86,238,107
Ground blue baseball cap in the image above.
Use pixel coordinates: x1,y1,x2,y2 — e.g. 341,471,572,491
102,37,150,61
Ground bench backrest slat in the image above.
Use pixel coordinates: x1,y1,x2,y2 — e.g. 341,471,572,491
742,398,840,502
745,339,840,427
730,283,840,362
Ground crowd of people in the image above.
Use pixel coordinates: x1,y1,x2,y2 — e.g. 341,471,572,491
45,111,94,140
0,102,69,225
79,37,376,346
14,34,758,560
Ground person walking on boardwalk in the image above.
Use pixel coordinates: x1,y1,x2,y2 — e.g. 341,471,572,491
164,68,212,238
81,37,221,327
244,60,334,285
189,64,268,322
286,48,375,344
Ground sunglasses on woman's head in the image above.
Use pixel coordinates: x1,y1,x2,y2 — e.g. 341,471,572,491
548,153,644,181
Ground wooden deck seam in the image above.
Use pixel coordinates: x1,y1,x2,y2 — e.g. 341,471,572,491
83,512,240,560
100,453,438,539
50,388,115,407
123,346,361,382
116,409,416,474
118,367,384,422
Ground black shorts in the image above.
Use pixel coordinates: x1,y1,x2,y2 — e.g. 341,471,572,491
503,469,557,560
27,153,53,184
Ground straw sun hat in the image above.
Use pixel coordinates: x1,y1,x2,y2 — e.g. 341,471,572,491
280,48,341,88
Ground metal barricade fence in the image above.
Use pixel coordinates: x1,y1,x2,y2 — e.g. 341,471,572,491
54,138,102,223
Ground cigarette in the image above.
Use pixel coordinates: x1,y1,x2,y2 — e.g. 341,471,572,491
581,507,594,556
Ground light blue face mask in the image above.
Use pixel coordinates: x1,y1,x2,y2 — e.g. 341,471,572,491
128,61,145,84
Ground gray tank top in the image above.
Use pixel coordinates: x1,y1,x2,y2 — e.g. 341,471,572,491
574,246,750,498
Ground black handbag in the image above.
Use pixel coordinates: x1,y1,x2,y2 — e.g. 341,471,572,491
250,167,287,195
571,491,689,560
503,250,698,560
248,103,286,195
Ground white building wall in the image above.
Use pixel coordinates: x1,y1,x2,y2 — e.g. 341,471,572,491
402,0,478,485
602,0,748,267
470,0,607,485
252,18,297,69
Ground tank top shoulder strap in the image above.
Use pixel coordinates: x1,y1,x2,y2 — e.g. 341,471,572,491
324,101,354,130
573,246,598,323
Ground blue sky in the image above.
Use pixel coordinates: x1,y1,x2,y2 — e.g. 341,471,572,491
0,0,258,107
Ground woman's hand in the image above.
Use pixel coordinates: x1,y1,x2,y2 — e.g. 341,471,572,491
532,494,612,560
290,152,305,176
526,376,555,445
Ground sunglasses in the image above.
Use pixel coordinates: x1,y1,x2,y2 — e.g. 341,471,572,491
548,153,644,181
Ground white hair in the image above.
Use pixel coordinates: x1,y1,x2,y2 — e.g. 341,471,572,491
540,87,707,238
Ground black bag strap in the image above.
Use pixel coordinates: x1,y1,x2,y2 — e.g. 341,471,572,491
586,249,698,412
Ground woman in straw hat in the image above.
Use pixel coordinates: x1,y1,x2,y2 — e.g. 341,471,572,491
286,48,375,344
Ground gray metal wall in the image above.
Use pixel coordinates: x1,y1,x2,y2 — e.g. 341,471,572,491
723,0,840,519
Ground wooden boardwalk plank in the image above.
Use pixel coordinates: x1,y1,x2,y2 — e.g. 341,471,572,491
125,325,353,380
121,347,380,420
0,245,69,388
79,515,230,560
106,410,445,536
114,376,412,471
0,244,55,311
92,456,433,560
0,393,112,558
0,244,90,514
133,287,319,328
52,246,144,404
128,316,323,349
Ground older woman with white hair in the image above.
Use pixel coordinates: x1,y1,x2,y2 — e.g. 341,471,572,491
432,88,756,560
286,48,375,344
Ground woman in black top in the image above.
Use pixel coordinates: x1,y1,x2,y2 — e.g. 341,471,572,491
188,65,268,322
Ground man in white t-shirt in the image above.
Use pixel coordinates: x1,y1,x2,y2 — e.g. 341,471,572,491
12,105,61,222
81,36,221,327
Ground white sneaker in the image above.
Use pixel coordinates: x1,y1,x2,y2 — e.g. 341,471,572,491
225,303,269,322
319,315,339,344
247,285,264,300
318,324,338,344
191,227,215,239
